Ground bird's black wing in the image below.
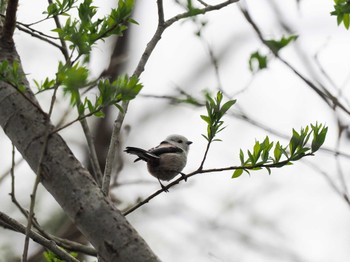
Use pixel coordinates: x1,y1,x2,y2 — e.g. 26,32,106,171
125,147,160,162
150,146,183,156
125,145,183,162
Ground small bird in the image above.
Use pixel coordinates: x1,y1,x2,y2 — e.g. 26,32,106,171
124,134,192,190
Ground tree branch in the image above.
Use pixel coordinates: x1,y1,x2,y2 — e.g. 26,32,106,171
122,155,311,216
0,0,18,46
0,44,159,261
0,211,79,262
239,5,350,115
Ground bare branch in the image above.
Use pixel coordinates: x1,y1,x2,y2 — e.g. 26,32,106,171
239,5,350,115
0,211,79,262
123,155,312,216
165,0,239,28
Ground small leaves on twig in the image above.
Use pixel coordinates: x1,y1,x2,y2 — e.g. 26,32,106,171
82,75,143,117
311,122,328,153
57,62,89,106
0,60,26,91
249,51,268,73
232,123,328,178
265,35,298,54
67,73,142,117
200,91,236,142
330,0,350,30
43,249,78,262
45,0,76,17
47,0,136,60
248,35,298,73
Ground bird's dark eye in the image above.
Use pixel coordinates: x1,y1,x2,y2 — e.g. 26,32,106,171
177,140,183,143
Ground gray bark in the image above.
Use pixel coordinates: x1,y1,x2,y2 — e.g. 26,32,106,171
0,43,160,262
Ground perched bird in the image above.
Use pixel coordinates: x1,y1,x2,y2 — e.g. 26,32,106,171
124,134,192,190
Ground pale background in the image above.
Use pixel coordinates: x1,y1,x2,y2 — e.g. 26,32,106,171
1,0,350,261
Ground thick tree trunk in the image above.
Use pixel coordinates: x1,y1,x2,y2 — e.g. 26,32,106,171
0,43,159,262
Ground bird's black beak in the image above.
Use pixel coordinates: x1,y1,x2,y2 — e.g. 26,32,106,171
187,141,193,145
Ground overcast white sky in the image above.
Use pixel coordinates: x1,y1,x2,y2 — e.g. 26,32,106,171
1,0,350,261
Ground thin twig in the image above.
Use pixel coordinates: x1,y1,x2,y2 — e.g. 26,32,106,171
165,0,239,28
102,101,127,194
334,123,349,200
16,24,64,51
10,144,30,218
0,211,80,262
122,155,310,216
239,5,350,116
48,0,70,61
52,108,101,134
8,146,90,257
198,141,211,170
0,157,23,184
75,93,103,186
197,0,209,7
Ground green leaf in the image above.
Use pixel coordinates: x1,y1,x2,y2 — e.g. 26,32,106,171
200,115,210,124
253,141,261,159
233,124,327,177
247,150,255,165
94,111,105,118
265,35,298,54
239,149,244,165
274,141,282,162
266,167,271,175
201,91,236,142
249,51,268,72
261,148,269,163
221,99,236,115
0,60,26,92
330,0,350,29
78,103,86,115
311,123,328,152
337,13,344,25
344,13,350,29
49,0,137,59
232,169,243,178
43,249,78,261
289,129,301,156
201,134,209,141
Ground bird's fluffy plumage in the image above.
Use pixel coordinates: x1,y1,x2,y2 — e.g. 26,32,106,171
125,134,192,183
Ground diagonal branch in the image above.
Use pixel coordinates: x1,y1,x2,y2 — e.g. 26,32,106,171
122,155,312,216
239,5,350,115
0,211,79,262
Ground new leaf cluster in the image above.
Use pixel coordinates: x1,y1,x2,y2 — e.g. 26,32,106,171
249,35,298,73
200,91,236,142
232,123,328,178
331,0,350,29
32,0,142,118
47,0,136,58
83,75,142,117
0,60,26,92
